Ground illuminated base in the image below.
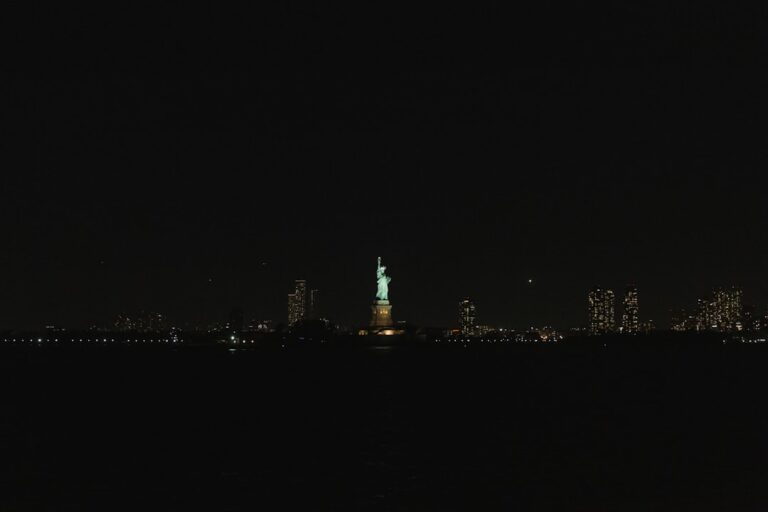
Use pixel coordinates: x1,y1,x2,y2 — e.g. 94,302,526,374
370,300,393,327
360,300,403,335
358,327,405,336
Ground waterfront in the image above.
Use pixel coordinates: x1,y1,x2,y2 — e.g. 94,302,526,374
2,343,768,510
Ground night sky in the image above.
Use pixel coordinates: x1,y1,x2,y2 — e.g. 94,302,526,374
4,4,767,330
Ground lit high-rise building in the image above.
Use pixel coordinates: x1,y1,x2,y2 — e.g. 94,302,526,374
287,293,297,325
726,287,743,331
713,288,729,330
695,298,710,331
287,279,307,326
621,286,639,334
588,287,615,335
711,286,742,332
695,286,743,332
459,297,476,336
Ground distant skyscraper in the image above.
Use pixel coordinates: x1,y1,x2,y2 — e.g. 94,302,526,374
727,287,743,331
310,289,320,319
287,293,297,325
695,286,743,332
621,286,639,334
459,297,476,336
588,287,615,335
713,288,729,330
287,280,307,326
696,298,710,331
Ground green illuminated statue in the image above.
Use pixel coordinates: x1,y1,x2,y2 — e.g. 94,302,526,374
376,256,391,301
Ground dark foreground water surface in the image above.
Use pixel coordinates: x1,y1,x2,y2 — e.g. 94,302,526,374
2,344,768,511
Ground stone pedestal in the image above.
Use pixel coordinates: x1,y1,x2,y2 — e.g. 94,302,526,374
370,300,393,328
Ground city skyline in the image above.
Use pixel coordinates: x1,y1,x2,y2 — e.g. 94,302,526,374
5,5,766,331
4,271,766,334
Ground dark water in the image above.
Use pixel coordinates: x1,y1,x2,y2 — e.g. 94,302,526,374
2,344,768,511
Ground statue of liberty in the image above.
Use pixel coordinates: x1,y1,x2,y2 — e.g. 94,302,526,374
376,256,391,301
370,256,397,331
